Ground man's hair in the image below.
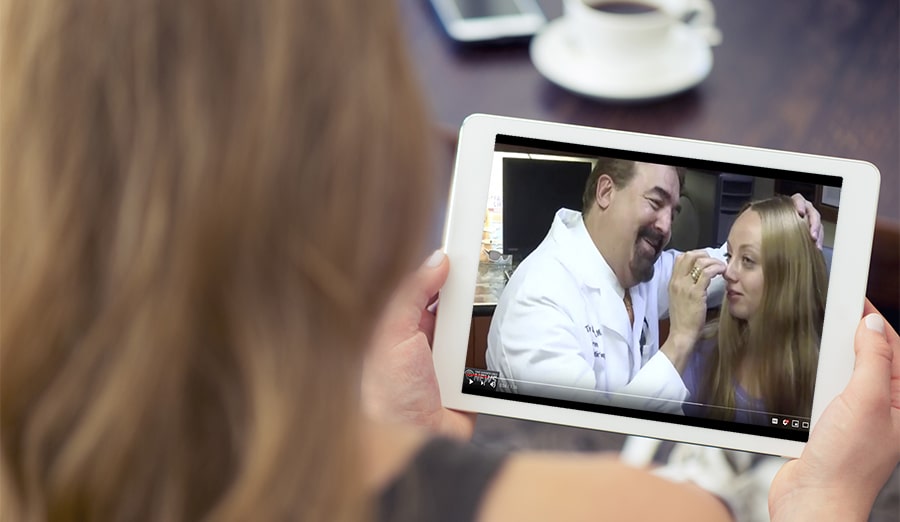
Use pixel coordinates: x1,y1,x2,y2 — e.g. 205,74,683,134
581,158,686,214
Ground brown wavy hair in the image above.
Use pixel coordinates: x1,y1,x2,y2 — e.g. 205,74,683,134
1,0,431,520
700,196,828,420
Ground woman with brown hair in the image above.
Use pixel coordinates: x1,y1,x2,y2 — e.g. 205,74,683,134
1,1,897,521
682,196,829,424
2,1,431,519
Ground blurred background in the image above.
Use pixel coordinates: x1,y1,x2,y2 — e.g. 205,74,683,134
401,0,899,520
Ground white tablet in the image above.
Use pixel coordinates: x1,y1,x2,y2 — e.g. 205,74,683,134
433,114,881,458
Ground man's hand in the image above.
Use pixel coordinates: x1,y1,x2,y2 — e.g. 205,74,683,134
662,250,726,373
790,193,825,249
362,250,476,440
769,300,900,521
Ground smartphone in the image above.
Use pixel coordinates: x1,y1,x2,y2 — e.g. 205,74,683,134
428,0,547,44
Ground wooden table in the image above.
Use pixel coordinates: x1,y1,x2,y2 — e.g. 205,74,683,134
402,0,898,218
402,0,900,324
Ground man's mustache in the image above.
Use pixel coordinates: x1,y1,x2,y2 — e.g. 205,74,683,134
636,227,665,255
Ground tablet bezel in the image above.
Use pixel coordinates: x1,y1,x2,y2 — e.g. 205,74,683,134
432,113,880,458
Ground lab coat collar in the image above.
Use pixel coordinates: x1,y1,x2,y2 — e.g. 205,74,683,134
550,208,627,298
550,208,635,343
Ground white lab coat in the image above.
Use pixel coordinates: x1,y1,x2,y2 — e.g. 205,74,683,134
486,208,725,414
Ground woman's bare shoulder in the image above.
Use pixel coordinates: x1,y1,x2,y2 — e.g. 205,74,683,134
477,451,732,522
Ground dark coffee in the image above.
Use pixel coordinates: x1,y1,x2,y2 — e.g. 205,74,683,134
590,1,660,14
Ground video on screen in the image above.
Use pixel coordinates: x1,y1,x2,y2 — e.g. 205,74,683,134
462,135,841,441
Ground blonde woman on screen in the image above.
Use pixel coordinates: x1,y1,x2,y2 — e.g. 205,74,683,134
682,196,829,424
1,1,896,521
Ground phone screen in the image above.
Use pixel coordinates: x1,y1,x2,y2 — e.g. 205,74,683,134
455,0,523,19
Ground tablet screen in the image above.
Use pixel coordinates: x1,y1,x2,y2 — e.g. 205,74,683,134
461,134,842,443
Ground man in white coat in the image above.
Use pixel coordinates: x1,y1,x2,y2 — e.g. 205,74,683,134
485,159,822,414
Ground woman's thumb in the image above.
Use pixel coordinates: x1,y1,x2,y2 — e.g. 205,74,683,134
408,250,449,309
849,313,893,395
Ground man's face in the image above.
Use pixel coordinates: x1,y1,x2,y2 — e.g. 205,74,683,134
608,163,681,286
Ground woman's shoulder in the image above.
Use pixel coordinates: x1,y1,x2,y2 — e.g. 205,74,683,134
683,337,718,390
376,435,508,522
477,451,732,522
371,424,731,522
364,420,509,522
375,428,507,522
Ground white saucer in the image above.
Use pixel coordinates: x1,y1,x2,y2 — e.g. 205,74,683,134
530,18,713,101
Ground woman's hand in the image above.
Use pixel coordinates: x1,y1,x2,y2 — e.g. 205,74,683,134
361,250,476,440
769,300,900,521
662,251,726,371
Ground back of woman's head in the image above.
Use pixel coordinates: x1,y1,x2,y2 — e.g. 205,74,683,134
716,195,828,417
1,1,430,520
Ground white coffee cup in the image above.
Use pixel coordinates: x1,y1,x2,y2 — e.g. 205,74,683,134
563,0,721,62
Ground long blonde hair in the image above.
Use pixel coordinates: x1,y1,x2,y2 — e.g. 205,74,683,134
1,1,431,520
701,196,828,420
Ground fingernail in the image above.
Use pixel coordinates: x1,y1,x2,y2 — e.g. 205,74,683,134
864,314,885,334
425,249,445,268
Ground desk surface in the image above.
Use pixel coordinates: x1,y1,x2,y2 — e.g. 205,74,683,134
401,0,899,221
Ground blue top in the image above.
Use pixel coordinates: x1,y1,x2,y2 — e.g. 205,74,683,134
681,339,769,425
